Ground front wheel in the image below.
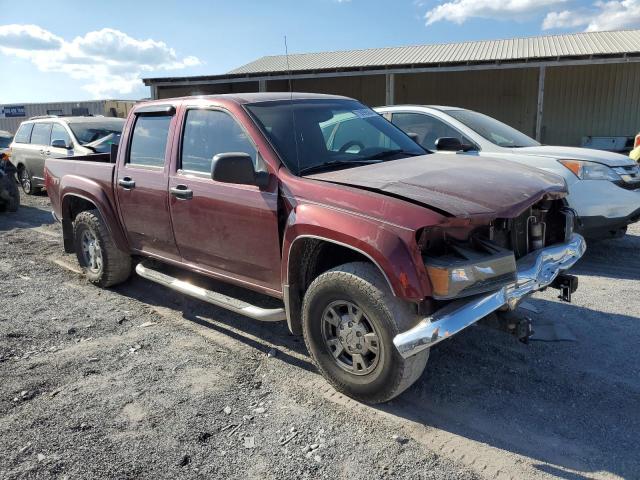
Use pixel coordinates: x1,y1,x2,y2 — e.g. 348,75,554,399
302,262,429,404
73,210,131,287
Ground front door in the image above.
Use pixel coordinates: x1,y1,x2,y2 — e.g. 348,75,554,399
116,111,180,259
169,107,282,293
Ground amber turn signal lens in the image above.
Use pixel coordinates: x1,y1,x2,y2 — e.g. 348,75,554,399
558,159,582,178
426,265,450,298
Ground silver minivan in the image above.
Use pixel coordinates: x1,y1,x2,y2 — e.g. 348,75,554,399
10,116,124,194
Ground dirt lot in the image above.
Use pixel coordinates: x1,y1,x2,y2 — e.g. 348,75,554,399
1,192,639,480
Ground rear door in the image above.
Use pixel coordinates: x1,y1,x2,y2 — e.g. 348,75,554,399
27,122,52,180
115,106,180,260
168,106,282,293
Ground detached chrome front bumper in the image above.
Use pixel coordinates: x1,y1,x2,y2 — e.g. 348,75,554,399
393,234,587,359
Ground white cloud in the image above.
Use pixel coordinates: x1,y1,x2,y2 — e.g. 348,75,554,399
0,25,201,98
543,0,640,31
425,0,567,25
0,24,62,50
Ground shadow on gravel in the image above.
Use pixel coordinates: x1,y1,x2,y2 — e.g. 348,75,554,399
116,275,315,373
572,232,640,281
374,301,640,479
0,204,54,231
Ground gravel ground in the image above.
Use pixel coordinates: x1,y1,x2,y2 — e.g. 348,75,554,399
1,192,639,480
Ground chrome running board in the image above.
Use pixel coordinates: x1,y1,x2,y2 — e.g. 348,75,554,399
135,261,286,322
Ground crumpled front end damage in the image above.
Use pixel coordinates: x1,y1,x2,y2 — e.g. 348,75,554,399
394,233,586,358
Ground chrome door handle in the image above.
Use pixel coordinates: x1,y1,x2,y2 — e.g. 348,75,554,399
170,184,193,200
118,177,136,189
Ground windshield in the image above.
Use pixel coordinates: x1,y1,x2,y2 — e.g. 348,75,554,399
446,109,539,148
68,119,125,146
246,99,425,175
0,136,12,148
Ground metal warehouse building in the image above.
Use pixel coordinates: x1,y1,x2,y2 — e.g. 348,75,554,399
144,29,640,147
0,100,136,134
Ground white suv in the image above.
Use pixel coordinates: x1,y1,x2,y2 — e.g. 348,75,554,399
375,105,640,239
9,116,124,194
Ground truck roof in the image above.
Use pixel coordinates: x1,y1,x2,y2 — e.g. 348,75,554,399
144,92,350,105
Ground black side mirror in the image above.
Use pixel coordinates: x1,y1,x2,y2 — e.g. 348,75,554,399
211,152,268,188
435,137,463,152
51,139,72,149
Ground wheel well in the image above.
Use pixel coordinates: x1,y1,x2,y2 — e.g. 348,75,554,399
61,195,97,253
286,238,381,335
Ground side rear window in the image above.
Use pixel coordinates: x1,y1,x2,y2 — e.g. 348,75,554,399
128,115,172,167
180,109,256,174
30,123,52,146
14,123,34,144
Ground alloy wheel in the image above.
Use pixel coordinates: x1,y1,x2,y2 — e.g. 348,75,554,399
321,300,381,375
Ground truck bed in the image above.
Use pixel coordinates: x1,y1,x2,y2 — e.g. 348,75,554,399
45,156,117,223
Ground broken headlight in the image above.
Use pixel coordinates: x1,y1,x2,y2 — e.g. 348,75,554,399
424,238,517,300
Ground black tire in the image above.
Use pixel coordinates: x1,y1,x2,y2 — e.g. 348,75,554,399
18,165,40,195
302,262,429,404
73,209,131,287
0,172,20,212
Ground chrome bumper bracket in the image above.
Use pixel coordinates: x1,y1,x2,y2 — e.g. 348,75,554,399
393,234,587,359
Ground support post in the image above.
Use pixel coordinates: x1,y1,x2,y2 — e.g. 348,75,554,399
258,79,267,92
385,73,395,106
535,66,546,142
150,85,158,100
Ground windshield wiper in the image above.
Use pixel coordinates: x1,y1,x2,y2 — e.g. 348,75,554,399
364,149,423,160
299,160,381,176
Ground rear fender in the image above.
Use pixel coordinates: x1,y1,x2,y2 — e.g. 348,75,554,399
60,176,128,253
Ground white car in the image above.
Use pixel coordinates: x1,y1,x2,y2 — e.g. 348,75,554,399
374,105,640,239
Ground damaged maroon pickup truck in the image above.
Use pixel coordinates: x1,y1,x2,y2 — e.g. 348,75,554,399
46,93,586,403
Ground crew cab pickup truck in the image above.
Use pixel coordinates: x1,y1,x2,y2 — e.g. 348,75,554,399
46,93,586,403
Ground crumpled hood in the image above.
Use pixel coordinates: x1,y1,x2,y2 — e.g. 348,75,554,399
516,145,635,167
307,154,567,218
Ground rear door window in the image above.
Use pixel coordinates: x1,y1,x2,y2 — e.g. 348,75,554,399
180,109,256,174
13,123,34,144
128,115,172,167
30,123,52,146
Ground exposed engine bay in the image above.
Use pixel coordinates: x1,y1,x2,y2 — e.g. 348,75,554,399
418,199,576,300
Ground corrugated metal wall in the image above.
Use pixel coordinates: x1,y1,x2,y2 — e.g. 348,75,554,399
157,81,260,99
395,68,539,137
0,100,136,134
267,75,386,107
542,62,640,145
150,61,640,147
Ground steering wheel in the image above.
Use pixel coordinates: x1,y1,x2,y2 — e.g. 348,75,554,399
338,140,365,153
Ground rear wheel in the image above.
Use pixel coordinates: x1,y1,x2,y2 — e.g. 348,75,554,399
302,262,429,404
73,210,131,287
18,166,39,195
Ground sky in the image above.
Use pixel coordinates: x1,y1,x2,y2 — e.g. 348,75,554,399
0,0,639,103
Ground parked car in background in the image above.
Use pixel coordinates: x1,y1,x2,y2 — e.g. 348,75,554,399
0,153,19,212
0,130,13,156
629,133,640,163
45,93,585,403
10,116,124,195
375,105,640,239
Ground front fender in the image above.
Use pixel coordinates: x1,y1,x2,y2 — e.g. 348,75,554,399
60,175,128,252
282,202,429,300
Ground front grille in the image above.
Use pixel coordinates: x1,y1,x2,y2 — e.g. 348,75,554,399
613,165,640,189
